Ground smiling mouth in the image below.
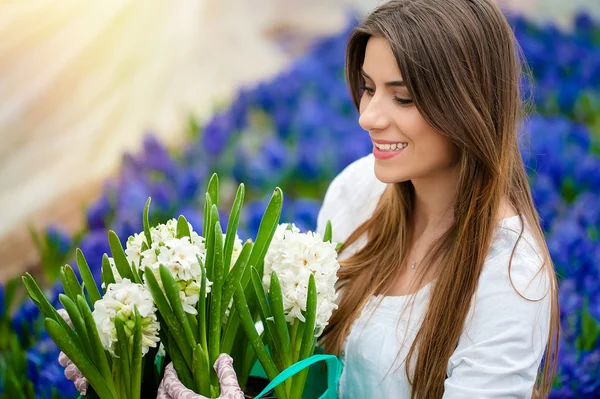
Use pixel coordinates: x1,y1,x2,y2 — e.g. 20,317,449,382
373,142,408,151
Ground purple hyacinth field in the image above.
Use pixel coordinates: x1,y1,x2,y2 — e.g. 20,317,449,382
1,11,600,398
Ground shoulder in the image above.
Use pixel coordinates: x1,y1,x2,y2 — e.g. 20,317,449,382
316,154,387,244
445,218,553,395
479,217,551,300
459,216,552,345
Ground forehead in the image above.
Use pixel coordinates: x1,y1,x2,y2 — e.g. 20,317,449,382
362,36,403,79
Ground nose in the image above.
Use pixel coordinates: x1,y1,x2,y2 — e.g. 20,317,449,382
358,97,390,132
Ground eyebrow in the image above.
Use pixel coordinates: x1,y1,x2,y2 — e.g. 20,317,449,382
361,70,406,87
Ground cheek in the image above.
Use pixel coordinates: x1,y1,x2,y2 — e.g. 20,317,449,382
396,113,457,170
417,131,457,168
398,112,446,155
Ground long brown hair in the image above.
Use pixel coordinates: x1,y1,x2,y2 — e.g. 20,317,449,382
321,1,559,397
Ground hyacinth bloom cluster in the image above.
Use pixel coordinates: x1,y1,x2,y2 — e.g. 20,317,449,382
107,218,242,315
93,279,160,356
263,224,340,336
16,188,268,398
141,235,207,315
3,11,600,398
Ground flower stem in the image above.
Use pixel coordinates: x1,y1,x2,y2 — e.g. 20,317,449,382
289,319,300,364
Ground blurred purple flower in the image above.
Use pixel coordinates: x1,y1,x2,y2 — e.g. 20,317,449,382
86,194,112,230
77,229,110,278
150,181,176,214
116,180,150,222
45,225,72,258
176,165,207,201
202,112,236,159
177,207,203,233
289,199,321,232
0,283,5,320
141,135,178,179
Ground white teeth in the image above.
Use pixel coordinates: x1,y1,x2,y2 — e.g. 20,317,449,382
375,142,407,151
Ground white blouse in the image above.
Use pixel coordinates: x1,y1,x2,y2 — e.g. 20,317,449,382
316,154,552,399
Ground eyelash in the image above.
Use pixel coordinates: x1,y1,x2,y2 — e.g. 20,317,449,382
359,84,413,105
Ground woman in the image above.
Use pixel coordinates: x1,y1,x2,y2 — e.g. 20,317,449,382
60,1,559,397
315,0,559,398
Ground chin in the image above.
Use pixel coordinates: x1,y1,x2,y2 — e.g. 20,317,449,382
373,165,410,184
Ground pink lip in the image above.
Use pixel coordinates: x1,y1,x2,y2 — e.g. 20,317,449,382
372,139,407,144
372,144,406,160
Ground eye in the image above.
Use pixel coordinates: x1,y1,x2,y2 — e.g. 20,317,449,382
394,97,413,106
359,84,375,96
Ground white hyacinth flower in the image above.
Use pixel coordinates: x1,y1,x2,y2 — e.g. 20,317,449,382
92,279,160,357
141,236,211,314
101,257,122,290
110,219,240,315
124,219,208,273
124,232,147,270
263,223,340,337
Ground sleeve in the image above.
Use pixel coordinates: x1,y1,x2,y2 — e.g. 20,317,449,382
443,236,553,399
316,154,386,249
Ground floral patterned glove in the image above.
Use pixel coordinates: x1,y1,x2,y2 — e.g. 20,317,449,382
157,354,245,399
56,309,90,395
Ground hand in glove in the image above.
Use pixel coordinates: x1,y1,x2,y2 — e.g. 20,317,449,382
157,354,245,399
56,309,90,395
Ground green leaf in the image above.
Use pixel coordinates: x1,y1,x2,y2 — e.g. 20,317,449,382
291,274,318,399
108,231,136,282
202,193,213,243
268,271,292,369
44,318,117,399
323,220,332,243
232,283,285,398
246,188,283,277
76,249,103,305
63,265,84,301
143,198,153,248
250,267,282,371
298,274,317,360
208,221,225,378
115,318,131,397
177,215,192,239
22,273,82,347
193,344,211,396
4,276,21,314
130,308,143,399
223,183,245,272
204,199,217,282
560,178,577,204
77,295,115,392
187,312,199,343
578,304,600,351
221,240,253,322
207,173,219,208
197,256,208,358
167,333,194,389
144,267,193,369
112,351,122,396
159,265,196,348
220,305,240,355
60,268,77,302
102,254,116,287
58,294,92,360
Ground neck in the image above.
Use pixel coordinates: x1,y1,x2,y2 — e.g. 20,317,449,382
410,167,459,236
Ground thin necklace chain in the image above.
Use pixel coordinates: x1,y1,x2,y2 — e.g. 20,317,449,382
409,235,442,269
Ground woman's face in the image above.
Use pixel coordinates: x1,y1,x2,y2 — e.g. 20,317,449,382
358,36,458,184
